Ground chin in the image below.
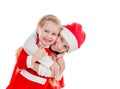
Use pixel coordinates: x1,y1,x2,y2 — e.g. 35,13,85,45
43,42,50,46
51,47,56,51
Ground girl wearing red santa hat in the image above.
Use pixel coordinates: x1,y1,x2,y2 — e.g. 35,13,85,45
6,22,86,89
24,22,86,89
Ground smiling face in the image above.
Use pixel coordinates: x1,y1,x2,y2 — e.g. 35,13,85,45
38,21,61,46
51,35,69,53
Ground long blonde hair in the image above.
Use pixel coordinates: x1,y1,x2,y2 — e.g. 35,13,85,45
15,46,23,61
49,51,59,86
36,14,63,33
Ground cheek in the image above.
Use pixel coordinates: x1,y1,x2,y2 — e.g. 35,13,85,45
52,36,57,41
39,34,44,40
61,48,65,52
51,45,57,51
39,31,44,37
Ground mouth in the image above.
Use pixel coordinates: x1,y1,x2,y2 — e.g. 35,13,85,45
40,38,52,46
43,38,52,43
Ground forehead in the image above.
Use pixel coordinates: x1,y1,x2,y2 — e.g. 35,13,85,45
59,35,68,44
58,35,69,51
43,21,60,31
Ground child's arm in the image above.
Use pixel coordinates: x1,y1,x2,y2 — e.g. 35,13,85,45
32,62,52,77
55,56,65,80
23,31,54,68
17,47,46,69
57,57,65,74
24,31,38,55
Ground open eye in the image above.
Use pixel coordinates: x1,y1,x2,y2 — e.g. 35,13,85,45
60,37,63,42
52,33,57,36
63,45,69,51
44,30,49,33
64,45,67,49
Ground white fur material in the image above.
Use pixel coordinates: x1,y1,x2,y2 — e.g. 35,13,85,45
20,69,47,84
60,27,78,53
24,32,38,55
55,73,63,80
37,54,54,68
38,64,52,77
26,55,33,68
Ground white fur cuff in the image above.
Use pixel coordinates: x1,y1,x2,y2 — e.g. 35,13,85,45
38,64,52,77
37,55,54,68
26,55,33,68
55,73,63,80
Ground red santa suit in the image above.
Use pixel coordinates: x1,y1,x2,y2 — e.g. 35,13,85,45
6,36,64,89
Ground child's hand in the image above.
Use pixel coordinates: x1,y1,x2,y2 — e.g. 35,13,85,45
50,62,59,78
32,46,46,64
37,64,52,77
57,57,65,74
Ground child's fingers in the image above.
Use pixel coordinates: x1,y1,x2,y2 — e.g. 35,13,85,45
50,62,59,77
54,63,59,78
38,44,44,48
38,47,45,53
39,45,43,49
51,70,55,77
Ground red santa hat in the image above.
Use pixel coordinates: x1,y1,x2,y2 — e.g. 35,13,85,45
60,22,86,53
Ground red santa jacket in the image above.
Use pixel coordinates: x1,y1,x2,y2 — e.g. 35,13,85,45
9,48,64,88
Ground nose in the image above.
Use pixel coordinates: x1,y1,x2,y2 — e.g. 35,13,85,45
47,34,52,39
57,44,62,49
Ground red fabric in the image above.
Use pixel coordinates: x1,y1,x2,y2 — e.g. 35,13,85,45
58,77,65,88
45,48,51,56
36,37,39,44
7,73,47,89
7,50,64,89
46,77,64,89
64,22,86,48
6,37,65,89
17,49,28,69
6,49,50,89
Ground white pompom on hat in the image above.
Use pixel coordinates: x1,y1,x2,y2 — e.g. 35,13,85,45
60,22,86,53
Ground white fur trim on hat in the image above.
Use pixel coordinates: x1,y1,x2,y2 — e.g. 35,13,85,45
60,27,78,53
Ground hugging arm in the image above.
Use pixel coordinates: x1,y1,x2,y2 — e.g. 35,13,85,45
23,31,54,68
23,31,38,55
17,47,52,77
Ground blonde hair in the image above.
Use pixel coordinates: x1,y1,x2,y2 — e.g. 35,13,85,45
15,46,23,61
36,14,63,33
50,51,58,86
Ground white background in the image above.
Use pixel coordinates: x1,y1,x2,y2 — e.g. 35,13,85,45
0,0,120,89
